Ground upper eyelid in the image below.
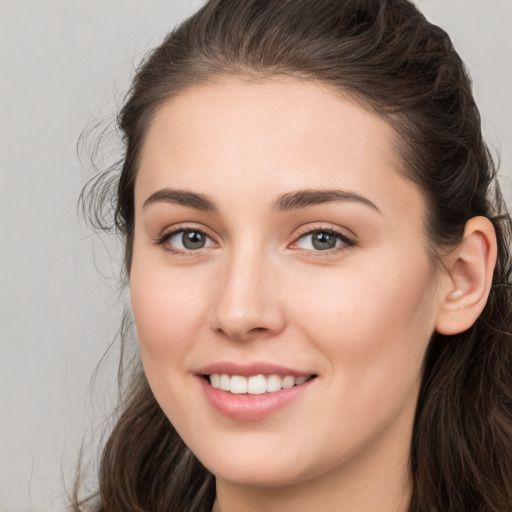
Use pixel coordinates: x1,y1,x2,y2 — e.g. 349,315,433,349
292,224,356,242
160,223,216,239
294,232,352,245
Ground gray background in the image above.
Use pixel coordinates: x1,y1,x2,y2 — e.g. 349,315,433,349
1,1,511,510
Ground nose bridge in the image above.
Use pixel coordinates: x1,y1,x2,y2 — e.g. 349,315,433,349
210,241,283,340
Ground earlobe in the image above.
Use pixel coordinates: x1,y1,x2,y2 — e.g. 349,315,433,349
436,216,497,335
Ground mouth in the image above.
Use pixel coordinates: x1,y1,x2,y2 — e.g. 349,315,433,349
197,365,318,420
204,373,316,395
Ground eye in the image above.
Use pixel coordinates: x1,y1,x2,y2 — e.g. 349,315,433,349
161,229,216,252
292,229,354,252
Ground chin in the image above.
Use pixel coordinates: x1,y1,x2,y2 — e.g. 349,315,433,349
193,439,319,488
208,462,307,488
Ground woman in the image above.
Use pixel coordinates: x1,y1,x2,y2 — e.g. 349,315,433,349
74,0,512,510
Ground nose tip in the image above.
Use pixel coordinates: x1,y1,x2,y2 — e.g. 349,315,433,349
209,262,285,342
213,306,278,341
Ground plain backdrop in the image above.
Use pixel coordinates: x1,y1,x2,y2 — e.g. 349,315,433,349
0,1,511,510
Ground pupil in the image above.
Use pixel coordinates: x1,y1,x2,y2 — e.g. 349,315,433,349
312,231,337,250
182,231,205,250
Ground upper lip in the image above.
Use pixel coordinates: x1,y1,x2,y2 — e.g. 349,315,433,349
197,361,315,377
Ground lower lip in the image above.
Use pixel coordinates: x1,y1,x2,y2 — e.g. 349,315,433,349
198,377,315,421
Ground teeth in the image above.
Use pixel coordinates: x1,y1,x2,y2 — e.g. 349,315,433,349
209,373,311,394
248,374,267,395
210,374,220,388
281,376,295,389
266,374,282,393
230,375,248,394
219,374,230,391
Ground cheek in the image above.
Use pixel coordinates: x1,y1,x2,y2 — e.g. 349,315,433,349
288,249,437,391
129,260,210,382
278,254,437,463
129,264,213,435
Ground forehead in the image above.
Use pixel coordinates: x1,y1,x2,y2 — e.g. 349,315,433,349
136,77,423,223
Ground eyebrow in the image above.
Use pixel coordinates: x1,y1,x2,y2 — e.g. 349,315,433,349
143,189,217,211
273,189,380,213
142,187,380,213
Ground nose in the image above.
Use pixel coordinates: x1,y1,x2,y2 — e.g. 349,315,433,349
208,250,286,342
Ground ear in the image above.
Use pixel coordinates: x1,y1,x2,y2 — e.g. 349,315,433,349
436,216,497,335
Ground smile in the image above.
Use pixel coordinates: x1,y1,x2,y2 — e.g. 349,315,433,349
200,372,317,420
208,373,312,395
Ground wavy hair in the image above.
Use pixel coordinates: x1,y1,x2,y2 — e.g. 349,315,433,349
74,1,512,510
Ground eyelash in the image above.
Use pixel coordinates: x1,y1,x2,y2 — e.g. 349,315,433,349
155,225,356,256
291,226,356,256
155,225,216,256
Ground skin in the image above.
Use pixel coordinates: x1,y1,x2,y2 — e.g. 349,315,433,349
130,77,451,512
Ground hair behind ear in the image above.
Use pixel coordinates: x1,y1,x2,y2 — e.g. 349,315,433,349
411,211,512,512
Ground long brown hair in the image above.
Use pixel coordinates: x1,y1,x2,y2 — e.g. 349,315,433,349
74,1,512,510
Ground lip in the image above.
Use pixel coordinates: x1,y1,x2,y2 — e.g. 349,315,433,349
197,361,313,378
196,362,317,421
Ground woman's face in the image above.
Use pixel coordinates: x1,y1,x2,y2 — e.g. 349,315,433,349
130,78,444,490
